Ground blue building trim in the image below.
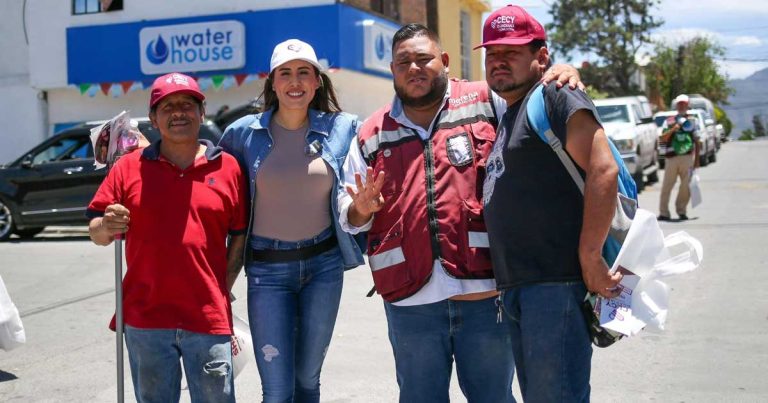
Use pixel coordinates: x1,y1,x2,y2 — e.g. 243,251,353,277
66,4,398,84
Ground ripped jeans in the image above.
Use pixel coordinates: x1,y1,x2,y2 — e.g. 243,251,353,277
246,227,344,403
124,325,234,403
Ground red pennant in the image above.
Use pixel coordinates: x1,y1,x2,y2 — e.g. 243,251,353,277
100,83,111,95
235,74,248,86
120,81,133,93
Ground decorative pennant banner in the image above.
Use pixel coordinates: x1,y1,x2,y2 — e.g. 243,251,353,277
221,75,236,90
198,77,213,91
86,85,99,97
74,71,278,98
100,83,111,96
234,74,248,86
211,75,225,89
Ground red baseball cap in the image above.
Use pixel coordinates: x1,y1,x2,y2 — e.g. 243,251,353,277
474,5,547,49
149,73,205,108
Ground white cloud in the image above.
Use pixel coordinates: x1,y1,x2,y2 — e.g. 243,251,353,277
717,60,768,80
732,36,763,46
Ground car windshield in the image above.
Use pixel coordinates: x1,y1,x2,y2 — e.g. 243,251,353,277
596,105,630,123
654,115,670,127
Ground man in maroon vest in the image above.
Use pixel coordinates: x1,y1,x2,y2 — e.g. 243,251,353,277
339,23,582,402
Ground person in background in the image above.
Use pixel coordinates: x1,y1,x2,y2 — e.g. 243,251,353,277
218,39,364,403
658,94,700,221
87,72,247,403
340,23,583,403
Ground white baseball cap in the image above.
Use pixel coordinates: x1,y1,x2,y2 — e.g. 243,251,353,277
673,94,690,105
269,39,324,73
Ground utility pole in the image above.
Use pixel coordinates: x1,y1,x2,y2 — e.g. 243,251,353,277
670,44,685,105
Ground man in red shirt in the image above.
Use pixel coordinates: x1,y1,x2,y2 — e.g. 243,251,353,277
87,72,247,403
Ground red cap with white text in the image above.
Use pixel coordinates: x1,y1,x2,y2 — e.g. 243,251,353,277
149,73,205,109
475,5,547,49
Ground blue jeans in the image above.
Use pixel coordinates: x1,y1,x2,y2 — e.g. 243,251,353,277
124,326,234,403
246,227,344,403
383,297,515,403
501,282,592,403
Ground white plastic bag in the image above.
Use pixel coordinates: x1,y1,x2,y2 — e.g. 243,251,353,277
689,172,702,208
0,275,26,351
598,209,703,336
231,315,253,378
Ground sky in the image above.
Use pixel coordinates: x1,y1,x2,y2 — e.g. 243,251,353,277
487,0,768,80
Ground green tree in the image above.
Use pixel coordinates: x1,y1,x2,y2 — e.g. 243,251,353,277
739,129,755,141
646,37,734,107
753,115,766,137
547,0,663,96
713,105,733,136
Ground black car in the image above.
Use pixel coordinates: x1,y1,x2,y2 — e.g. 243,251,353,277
0,119,222,241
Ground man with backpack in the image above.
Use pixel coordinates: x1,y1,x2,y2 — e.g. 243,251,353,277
658,94,700,221
478,5,623,401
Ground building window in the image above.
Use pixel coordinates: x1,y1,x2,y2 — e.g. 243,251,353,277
460,11,472,80
371,0,400,21
72,0,123,15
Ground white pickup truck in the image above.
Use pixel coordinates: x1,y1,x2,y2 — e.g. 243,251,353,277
594,96,659,189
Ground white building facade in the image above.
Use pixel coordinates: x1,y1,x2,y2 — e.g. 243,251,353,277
0,0,400,163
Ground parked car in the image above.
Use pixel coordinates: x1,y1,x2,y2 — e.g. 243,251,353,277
0,118,222,241
213,98,263,131
594,96,659,189
653,108,717,168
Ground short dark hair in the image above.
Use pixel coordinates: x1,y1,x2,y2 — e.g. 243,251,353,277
392,23,441,54
528,39,552,69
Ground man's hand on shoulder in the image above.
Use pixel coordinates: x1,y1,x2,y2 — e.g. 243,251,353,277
541,64,585,91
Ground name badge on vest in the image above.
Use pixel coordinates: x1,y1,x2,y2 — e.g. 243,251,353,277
446,133,474,167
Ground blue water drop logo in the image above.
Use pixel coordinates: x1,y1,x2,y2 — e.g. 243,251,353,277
146,35,169,65
376,34,386,61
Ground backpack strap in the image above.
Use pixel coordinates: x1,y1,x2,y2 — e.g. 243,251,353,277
526,84,586,194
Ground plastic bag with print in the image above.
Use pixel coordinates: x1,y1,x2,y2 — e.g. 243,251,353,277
597,209,703,337
231,314,254,379
90,111,142,170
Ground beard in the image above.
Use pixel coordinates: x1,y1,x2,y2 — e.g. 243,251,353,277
488,68,538,95
394,72,449,109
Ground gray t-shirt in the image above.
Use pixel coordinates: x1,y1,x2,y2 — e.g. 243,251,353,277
251,120,333,241
484,83,600,289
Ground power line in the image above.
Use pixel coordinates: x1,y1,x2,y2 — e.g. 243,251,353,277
718,57,768,62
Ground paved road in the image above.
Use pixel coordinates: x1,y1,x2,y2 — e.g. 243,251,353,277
1,140,767,402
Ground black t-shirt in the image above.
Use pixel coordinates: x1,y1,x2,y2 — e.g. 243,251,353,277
483,82,600,289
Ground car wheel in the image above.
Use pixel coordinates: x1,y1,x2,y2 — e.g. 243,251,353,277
14,227,45,238
709,150,717,164
0,199,15,242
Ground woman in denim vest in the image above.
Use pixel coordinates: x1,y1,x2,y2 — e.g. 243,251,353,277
219,39,364,403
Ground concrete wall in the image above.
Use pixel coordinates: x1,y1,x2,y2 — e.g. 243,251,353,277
0,0,47,164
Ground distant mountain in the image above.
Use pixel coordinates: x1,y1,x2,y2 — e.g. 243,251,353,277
724,68,768,137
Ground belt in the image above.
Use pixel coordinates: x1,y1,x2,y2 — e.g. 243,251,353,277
248,235,338,263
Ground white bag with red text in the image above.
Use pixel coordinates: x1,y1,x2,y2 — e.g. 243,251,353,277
231,314,254,378
596,209,704,336
0,275,26,351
